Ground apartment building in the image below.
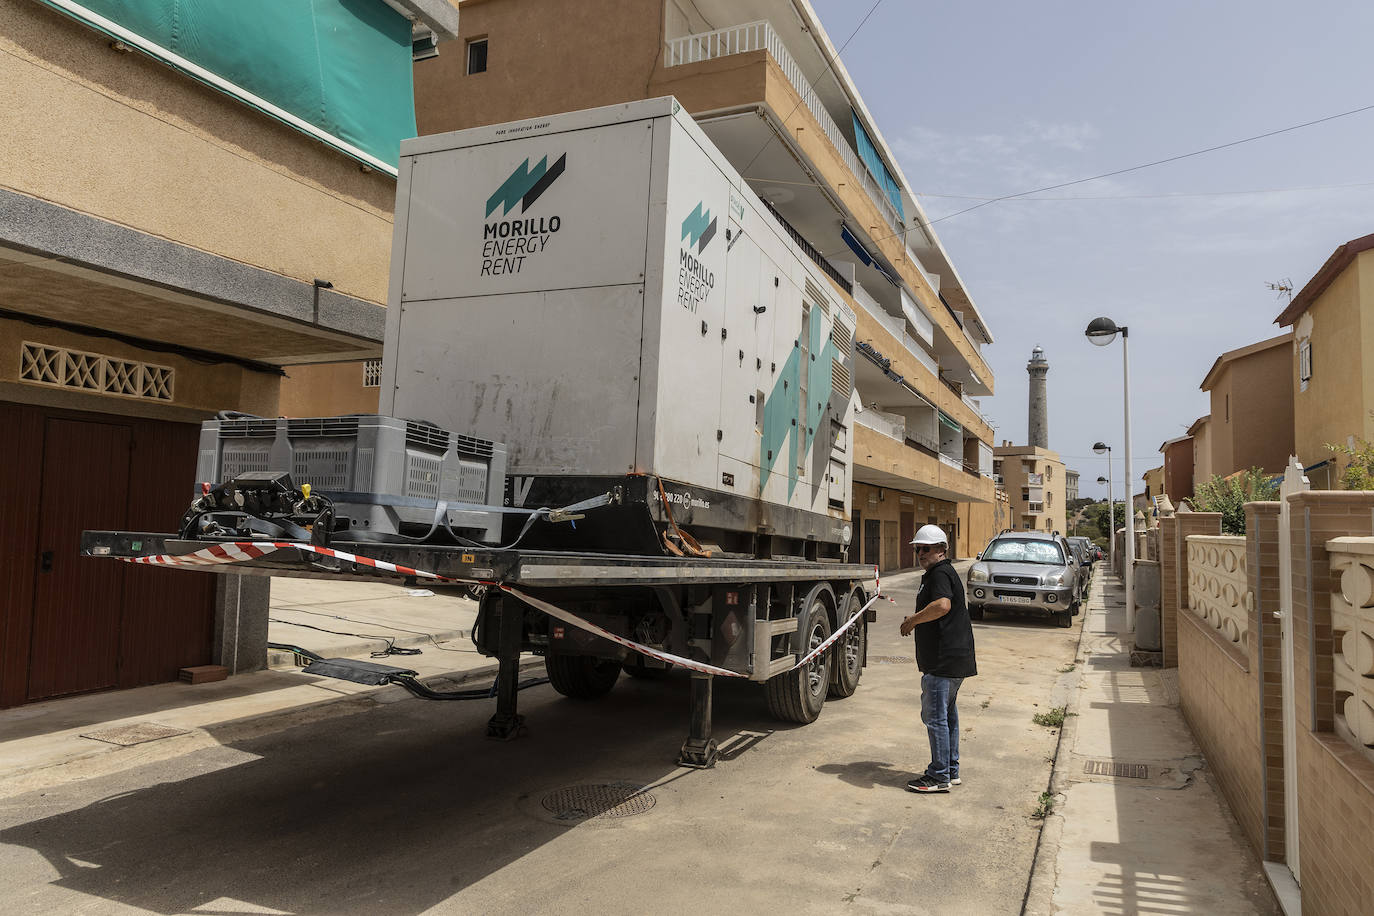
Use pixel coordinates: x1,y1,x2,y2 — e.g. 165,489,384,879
993,445,1066,536
0,0,458,707
1198,332,1294,478
1065,469,1079,503
396,0,998,568
1276,231,1374,489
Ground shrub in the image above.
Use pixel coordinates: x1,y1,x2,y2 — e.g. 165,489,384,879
1190,468,1278,534
1326,439,1374,490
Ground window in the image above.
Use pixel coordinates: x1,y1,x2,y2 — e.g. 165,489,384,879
363,358,382,388
1299,339,1312,392
1225,393,1230,423
467,38,488,74
1022,487,1030,501
1045,465,1053,480
1047,491,1053,507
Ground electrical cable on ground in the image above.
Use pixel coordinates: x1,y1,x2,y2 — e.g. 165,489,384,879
267,617,422,658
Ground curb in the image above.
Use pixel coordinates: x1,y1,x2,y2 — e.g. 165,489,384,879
267,628,471,669
1021,575,1095,915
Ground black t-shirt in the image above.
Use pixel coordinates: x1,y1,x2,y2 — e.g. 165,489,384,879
914,559,977,678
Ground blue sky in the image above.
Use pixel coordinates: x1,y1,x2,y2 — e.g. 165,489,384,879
812,0,1374,497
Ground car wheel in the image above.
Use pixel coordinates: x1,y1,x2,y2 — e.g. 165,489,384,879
1053,611,1072,629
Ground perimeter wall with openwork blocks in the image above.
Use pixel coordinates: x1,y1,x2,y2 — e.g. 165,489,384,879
1165,495,1374,915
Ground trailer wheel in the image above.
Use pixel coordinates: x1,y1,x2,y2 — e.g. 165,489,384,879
765,597,832,723
828,590,865,699
545,655,621,699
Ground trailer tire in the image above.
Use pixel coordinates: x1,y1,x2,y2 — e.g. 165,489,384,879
765,597,832,723
545,655,621,699
828,590,865,699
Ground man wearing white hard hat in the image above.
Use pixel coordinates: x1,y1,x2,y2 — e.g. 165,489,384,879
899,524,978,793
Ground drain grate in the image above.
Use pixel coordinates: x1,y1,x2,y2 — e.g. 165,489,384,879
1084,760,1148,779
869,655,913,664
541,783,656,822
81,722,189,746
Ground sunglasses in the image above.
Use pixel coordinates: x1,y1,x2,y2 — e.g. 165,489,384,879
917,545,940,554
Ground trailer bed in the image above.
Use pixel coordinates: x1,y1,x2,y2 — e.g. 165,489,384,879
80,531,872,587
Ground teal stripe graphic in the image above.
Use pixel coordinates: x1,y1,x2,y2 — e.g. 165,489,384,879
759,318,839,499
487,157,549,217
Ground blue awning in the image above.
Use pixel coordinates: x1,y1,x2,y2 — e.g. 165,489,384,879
38,0,416,170
851,111,906,221
840,224,898,287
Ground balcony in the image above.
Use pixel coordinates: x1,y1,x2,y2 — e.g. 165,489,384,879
663,21,903,238
853,421,995,506
1027,473,1044,486
855,406,905,443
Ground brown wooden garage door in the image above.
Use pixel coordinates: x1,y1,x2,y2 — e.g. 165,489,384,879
0,402,215,707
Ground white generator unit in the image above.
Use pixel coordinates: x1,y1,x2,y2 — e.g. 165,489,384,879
381,97,856,557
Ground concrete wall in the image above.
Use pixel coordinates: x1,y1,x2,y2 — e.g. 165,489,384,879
2,1,396,307
1169,490,1374,913
278,363,381,418
1231,344,1295,475
1192,420,1213,489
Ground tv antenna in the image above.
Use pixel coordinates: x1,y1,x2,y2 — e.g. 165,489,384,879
1266,279,1293,302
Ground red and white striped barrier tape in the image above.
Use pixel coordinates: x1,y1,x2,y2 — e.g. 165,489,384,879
122,541,466,582
120,541,881,678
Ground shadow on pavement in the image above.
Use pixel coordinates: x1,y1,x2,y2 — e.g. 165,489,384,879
0,673,789,915
813,759,910,790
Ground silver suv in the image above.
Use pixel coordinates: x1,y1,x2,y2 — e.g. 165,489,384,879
967,530,1078,628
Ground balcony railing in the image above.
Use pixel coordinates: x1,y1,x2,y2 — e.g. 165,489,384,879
759,198,851,295
855,407,904,443
664,21,904,236
1027,473,1044,485
937,453,962,471
1326,537,1374,767
1186,535,1249,649
852,284,939,379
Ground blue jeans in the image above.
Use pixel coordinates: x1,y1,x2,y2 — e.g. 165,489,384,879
921,673,964,782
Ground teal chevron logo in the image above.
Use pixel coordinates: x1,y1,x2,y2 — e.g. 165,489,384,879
680,201,718,253
486,153,567,218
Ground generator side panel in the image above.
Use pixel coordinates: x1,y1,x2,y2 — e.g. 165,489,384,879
384,114,658,477
653,109,856,531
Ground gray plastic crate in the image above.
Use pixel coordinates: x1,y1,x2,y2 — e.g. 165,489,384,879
195,415,506,544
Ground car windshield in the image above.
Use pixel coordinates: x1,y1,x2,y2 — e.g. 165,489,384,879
983,539,1065,565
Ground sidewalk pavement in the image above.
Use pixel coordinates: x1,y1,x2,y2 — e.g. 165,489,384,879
1027,571,1280,915
0,576,533,798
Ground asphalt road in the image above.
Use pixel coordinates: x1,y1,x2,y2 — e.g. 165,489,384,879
0,570,1082,915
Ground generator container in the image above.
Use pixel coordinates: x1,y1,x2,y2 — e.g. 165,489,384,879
195,415,506,543
381,97,856,557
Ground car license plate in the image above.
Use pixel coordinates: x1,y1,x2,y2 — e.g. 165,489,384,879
1001,596,1033,604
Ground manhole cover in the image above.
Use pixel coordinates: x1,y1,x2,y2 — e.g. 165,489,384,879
869,655,913,664
81,722,190,746
1084,760,1148,779
540,783,656,822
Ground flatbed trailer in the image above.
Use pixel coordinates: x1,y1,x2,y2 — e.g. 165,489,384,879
82,530,876,767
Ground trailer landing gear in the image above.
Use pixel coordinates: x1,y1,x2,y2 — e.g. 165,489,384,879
486,594,527,740
677,673,718,768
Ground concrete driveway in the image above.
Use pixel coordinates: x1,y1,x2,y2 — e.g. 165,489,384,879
0,570,1081,915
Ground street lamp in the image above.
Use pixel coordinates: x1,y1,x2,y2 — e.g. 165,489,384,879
1093,443,1114,577
1086,317,1135,636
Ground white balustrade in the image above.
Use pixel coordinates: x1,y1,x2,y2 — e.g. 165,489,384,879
1186,535,1250,649
1326,537,1374,764
852,283,939,379
664,21,903,235
855,406,904,443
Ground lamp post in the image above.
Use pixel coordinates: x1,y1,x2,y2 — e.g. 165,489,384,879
1087,317,1135,636
1093,443,1113,575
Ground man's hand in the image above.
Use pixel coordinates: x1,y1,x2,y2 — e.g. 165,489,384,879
899,614,918,638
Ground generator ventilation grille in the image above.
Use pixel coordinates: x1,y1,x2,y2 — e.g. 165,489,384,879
20,341,173,402
831,359,851,396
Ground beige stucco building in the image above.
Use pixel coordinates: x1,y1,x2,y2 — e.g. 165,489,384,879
1198,332,1294,479
1188,415,1213,489
383,0,1001,568
0,0,458,707
994,445,1067,536
1276,232,1374,489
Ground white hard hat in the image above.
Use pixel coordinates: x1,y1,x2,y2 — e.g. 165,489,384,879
910,524,948,546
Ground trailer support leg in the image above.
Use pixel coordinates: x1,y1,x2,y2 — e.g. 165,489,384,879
486,595,526,740
677,673,717,768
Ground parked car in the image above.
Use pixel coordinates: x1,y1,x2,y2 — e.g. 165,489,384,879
1066,536,1095,600
966,530,1078,628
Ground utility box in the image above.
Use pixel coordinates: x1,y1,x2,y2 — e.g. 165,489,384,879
195,415,506,543
381,97,856,556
